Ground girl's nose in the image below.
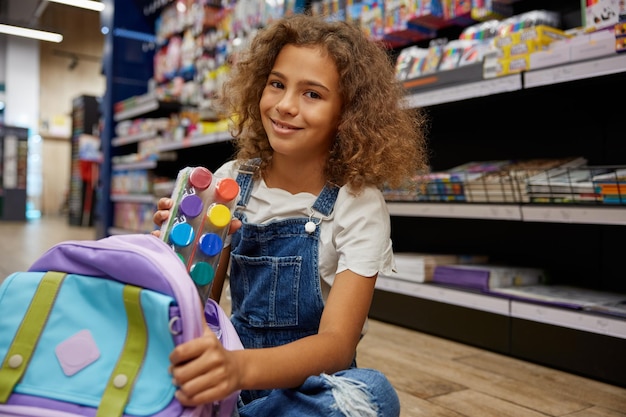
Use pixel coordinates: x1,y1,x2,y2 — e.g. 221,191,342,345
275,93,298,116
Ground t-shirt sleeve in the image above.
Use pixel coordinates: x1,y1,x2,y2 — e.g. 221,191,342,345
333,186,395,278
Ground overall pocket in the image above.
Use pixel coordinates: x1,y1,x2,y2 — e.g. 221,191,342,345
230,254,302,327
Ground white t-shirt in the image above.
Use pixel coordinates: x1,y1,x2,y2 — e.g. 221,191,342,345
215,160,395,302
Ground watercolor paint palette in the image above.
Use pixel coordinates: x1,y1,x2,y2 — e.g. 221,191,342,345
160,166,240,303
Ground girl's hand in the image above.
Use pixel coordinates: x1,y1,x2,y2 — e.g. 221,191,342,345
151,198,173,237
169,326,242,406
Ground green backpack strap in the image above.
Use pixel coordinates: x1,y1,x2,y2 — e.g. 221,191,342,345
97,284,148,417
0,271,66,403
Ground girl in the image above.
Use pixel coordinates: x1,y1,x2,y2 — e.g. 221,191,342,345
153,13,429,417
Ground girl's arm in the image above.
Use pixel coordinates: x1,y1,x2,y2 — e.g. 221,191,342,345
239,268,376,385
170,268,377,405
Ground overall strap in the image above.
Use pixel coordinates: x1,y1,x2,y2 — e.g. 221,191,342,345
236,158,340,216
236,158,261,208
311,183,340,217
0,271,66,403
97,284,148,417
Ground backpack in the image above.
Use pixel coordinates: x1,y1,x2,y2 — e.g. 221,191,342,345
0,233,243,417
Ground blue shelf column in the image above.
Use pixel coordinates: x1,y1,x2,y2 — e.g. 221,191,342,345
97,0,158,238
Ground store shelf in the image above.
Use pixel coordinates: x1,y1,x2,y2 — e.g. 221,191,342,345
112,130,158,147
511,301,626,339
111,160,157,171
381,30,626,385
157,132,231,152
113,93,180,122
153,180,176,197
375,276,626,339
403,74,522,108
524,54,626,88
404,54,626,109
521,205,626,225
387,202,626,225
110,193,155,204
386,201,523,220
114,96,159,122
375,276,510,315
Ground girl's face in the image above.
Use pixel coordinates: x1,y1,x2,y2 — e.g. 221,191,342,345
260,44,342,163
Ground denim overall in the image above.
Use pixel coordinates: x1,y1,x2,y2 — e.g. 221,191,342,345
229,161,400,417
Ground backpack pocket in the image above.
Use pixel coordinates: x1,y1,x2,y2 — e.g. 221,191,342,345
0,271,181,417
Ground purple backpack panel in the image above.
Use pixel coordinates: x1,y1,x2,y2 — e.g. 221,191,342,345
0,234,242,417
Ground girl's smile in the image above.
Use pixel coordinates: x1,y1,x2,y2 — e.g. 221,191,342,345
269,117,302,133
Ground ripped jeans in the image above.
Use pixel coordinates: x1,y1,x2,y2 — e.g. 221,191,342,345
234,368,400,417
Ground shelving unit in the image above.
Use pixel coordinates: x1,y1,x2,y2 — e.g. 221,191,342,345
524,53,626,88
387,202,626,225
157,132,231,152
98,1,238,237
111,130,157,147
98,0,626,388
107,88,234,235
98,1,158,238
112,93,173,122
111,160,157,171
404,73,523,108
404,54,626,108
373,52,626,388
68,95,101,227
108,95,176,234
0,125,28,221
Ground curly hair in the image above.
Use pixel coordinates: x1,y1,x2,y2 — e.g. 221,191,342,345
217,13,429,192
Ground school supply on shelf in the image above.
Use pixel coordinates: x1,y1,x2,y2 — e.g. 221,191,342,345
526,165,611,203
383,252,490,283
382,160,511,202
432,263,547,292
585,299,626,318
592,168,626,204
464,157,587,203
526,165,626,204
0,234,243,417
160,166,240,304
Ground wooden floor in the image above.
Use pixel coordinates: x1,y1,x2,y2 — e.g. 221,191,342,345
2,215,625,417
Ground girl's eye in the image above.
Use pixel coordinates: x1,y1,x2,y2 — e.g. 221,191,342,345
269,81,284,89
305,91,321,99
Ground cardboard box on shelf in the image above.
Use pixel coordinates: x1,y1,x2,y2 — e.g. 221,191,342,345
494,54,531,76
569,28,618,61
584,0,620,31
494,25,571,49
500,38,548,58
488,25,572,75
529,39,571,69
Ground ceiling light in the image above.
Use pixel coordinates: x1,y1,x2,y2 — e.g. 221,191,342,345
0,24,63,43
47,0,106,12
